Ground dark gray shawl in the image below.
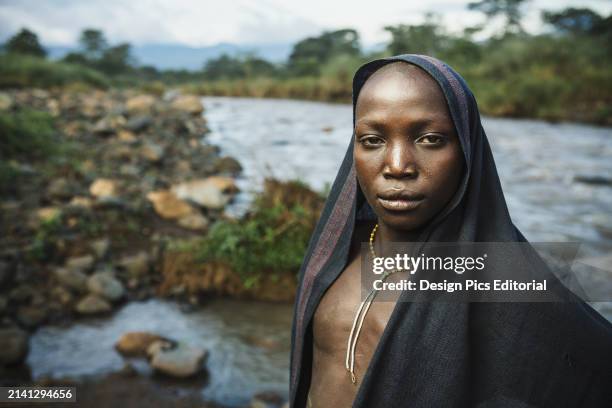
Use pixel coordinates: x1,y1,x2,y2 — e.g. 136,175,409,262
289,54,611,407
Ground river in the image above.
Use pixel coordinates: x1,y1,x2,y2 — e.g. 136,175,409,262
28,96,612,406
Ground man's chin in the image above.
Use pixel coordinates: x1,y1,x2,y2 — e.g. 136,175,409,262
377,211,428,235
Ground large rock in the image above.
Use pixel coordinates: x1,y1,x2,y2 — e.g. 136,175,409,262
118,251,150,278
171,176,238,210
214,156,243,176
170,95,204,115
51,286,73,306
115,332,171,357
87,271,125,302
126,95,155,115
68,196,94,209
54,267,88,292
117,130,137,143
75,294,112,314
0,327,29,365
65,254,95,272
177,213,209,231
80,95,102,118
147,341,207,378
46,178,73,200
141,142,165,163
90,178,119,199
146,190,196,219
36,207,61,224
47,98,60,117
93,115,125,136
125,115,152,132
90,238,110,259
0,92,13,111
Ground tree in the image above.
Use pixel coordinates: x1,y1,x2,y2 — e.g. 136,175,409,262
242,53,277,77
288,29,361,76
62,52,88,65
63,29,135,75
384,14,446,56
4,28,46,57
542,8,609,36
79,29,107,60
468,0,529,34
97,43,133,75
202,54,246,80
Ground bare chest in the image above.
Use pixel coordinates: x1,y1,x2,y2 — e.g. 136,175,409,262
312,253,398,361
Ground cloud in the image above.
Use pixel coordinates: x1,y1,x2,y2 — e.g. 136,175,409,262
0,0,610,47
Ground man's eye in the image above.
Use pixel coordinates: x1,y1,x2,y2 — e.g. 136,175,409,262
415,134,445,145
360,136,383,147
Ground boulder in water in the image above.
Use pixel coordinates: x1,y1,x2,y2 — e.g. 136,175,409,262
115,332,171,357
146,190,197,219
171,176,238,210
147,341,207,378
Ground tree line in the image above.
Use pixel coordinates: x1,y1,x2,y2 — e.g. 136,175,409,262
1,1,610,123
2,1,609,81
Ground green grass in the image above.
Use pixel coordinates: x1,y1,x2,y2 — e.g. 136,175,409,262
28,211,63,261
188,179,325,287
0,109,57,158
0,108,81,194
455,35,612,125
0,54,109,89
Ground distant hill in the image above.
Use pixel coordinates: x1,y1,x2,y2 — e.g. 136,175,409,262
46,42,294,71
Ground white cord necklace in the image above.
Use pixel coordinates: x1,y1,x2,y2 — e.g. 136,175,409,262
345,223,400,384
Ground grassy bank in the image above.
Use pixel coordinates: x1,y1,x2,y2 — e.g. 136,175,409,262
185,35,611,125
0,54,109,89
160,178,326,301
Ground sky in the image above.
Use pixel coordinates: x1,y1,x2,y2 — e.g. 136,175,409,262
1,0,611,48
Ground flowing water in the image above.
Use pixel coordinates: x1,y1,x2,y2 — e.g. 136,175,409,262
29,96,612,406
28,299,293,406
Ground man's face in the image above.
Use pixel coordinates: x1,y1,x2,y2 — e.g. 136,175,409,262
354,65,464,232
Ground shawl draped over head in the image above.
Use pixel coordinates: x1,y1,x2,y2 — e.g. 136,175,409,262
288,54,612,407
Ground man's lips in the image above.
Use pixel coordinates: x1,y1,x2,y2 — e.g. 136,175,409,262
377,190,425,211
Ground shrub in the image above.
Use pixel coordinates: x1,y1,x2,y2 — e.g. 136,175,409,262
194,178,325,286
0,109,56,159
0,54,109,89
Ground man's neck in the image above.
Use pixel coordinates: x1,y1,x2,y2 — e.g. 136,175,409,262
378,222,423,242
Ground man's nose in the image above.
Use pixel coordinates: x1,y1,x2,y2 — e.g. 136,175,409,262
382,140,418,179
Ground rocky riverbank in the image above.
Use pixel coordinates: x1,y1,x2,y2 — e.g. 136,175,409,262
1,88,234,331
0,89,304,406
